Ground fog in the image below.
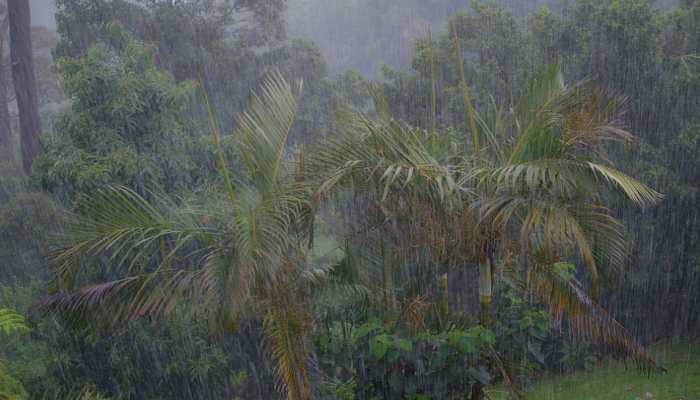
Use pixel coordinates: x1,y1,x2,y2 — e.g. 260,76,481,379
1,1,698,399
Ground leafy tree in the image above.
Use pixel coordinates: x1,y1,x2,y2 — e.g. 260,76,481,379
382,2,531,131
53,0,287,79
34,25,199,201
0,190,60,281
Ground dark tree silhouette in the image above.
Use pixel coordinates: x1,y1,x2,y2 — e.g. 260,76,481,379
8,0,40,173
0,6,12,154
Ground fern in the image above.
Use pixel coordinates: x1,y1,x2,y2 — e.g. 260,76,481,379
0,309,29,336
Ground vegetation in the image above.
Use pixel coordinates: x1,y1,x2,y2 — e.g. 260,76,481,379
0,0,698,399
494,342,700,400
34,24,199,200
0,308,30,400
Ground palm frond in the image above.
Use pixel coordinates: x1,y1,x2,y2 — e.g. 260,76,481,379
482,194,631,287
471,157,661,211
49,185,212,293
35,269,208,324
0,308,30,335
529,265,663,372
508,61,567,164
507,62,636,169
308,115,459,203
237,71,302,192
264,305,313,400
587,162,662,207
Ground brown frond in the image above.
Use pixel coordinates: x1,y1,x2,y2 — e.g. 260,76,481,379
530,266,664,373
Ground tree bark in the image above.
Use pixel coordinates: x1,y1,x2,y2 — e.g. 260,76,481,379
0,11,12,154
8,0,40,173
0,70,11,153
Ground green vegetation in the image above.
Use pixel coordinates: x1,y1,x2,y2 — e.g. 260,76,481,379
35,24,198,199
492,342,700,400
0,309,30,400
0,0,699,399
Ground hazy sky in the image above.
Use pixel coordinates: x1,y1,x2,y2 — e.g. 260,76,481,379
24,0,563,77
25,0,680,77
30,0,57,28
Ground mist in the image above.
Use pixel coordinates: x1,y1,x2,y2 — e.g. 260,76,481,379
1,1,698,399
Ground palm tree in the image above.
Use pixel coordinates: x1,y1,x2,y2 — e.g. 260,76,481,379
36,73,320,400
305,107,469,323
466,61,662,368
307,62,662,373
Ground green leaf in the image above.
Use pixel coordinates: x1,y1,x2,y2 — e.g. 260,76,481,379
356,320,382,338
387,348,400,363
394,338,414,352
370,334,391,360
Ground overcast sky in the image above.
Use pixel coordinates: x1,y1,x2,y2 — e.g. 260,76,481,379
30,0,57,28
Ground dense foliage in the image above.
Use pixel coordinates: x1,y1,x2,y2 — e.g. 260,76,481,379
0,1,698,399
35,24,199,199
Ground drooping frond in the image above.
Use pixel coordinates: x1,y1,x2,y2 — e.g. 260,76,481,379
470,158,661,208
49,185,212,293
0,309,30,335
264,304,314,400
529,264,662,372
258,261,318,400
481,193,633,298
587,162,662,207
308,114,460,203
35,269,209,324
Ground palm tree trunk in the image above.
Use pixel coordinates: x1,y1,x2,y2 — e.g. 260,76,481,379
439,271,449,324
381,238,396,320
8,0,41,173
478,259,493,325
474,252,495,400
471,382,485,400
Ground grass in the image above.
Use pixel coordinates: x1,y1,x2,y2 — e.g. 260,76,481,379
491,341,700,400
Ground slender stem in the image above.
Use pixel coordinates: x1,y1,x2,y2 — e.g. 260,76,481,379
200,79,236,204
428,28,438,135
451,22,480,161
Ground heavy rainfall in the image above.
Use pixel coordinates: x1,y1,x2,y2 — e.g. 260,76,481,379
0,0,698,399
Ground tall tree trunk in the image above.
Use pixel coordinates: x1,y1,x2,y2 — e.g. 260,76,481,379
0,12,12,155
0,71,11,153
8,0,40,173
381,237,396,321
